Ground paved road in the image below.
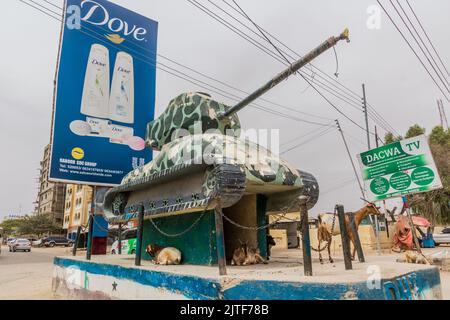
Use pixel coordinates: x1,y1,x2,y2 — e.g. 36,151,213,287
0,246,70,300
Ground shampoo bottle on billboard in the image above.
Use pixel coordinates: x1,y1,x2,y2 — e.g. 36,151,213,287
80,44,110,119
109,52,135,124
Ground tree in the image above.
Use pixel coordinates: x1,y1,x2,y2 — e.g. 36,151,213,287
407,125,450,227
405,124,425,139
18,214,62,238
384,132,403,144
429,126,450,146
0,219,23,236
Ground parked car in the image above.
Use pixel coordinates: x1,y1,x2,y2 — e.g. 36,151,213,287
111,228,137,255
433,227,450,246
6,238,16,246
41,236,74,247
8,239,31,252
31,239,42,247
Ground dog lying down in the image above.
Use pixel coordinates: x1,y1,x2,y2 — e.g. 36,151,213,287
231,241,268,266
146,244,182,265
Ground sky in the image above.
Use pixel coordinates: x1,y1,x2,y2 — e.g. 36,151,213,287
1,0,449,219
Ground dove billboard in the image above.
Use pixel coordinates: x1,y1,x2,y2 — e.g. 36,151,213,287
49,0,158,186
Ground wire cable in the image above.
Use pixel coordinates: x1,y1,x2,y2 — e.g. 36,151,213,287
377,0,450,103
40,0,398,136
405,0,450,79
18,0,335,128
227,0,374,134
393,0,450,94
221,0,398,134
20,0,335,127
280,126,336,155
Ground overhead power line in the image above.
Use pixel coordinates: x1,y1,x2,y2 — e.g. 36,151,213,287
392,0,450,95
24,0,334,123
21,0,395,137
219,0,399,135
377,0,450,104
18,0,336,128
199,0,372,133
189,0,401,137
405,0,450,79
280,126,337,155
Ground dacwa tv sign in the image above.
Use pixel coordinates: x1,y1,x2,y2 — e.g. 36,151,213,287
358,135,443,201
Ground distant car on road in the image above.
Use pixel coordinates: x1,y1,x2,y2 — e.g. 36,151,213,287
31,239,42,247
433,227,450,246
41,236,73,247
6,238,16,246
8,239,31,252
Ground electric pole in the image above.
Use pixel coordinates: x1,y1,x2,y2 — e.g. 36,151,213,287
375,125,379,148
335,120,365,198
362,84,382,255
362,84,371,150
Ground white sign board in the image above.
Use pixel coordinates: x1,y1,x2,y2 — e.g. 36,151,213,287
358,135,443,201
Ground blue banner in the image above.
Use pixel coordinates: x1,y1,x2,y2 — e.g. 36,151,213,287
49,0,158,186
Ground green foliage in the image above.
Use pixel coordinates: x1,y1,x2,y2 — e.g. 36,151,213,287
0,219,23,236
405,125,450,226
0,213,62,237
384,132,403,144
405,124,426,139
429,126,450,146
19,214,62,237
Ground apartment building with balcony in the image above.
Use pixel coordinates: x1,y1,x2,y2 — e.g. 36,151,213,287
63,184,93,240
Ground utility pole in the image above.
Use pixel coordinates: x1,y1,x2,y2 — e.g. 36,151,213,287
438,99,449,130
336,120,365,198
362,84,371,150
375,126,379,148
438,99,444,128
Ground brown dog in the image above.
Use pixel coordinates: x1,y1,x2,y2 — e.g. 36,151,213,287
146,244,182,265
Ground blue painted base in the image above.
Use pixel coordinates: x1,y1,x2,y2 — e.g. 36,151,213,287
53,257,442,300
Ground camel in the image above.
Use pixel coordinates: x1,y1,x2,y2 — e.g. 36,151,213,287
312,203,381,264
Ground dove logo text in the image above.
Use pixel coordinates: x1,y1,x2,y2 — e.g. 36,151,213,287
92,59,106,67
67,0,148,42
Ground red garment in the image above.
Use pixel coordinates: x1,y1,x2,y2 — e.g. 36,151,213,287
393,216,413,250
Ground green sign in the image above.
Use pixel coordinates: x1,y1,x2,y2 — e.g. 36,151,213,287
358,135,442,201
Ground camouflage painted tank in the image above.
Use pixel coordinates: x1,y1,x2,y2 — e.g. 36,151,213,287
103,29,350,223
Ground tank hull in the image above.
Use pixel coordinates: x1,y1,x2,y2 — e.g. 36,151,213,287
103,134,319,222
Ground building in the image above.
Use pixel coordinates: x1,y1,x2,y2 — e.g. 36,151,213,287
63,184,93,240
36,144,67,225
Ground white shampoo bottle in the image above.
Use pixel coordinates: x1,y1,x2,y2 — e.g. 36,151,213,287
109,52,134,124
80,44,110,119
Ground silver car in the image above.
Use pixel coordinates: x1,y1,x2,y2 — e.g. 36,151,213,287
9,238,31,252
433,227,450,246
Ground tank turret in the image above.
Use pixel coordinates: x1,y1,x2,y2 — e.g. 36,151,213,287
145,28,349,152
146,92,240,151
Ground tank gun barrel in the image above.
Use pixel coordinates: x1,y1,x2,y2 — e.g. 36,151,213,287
219,28,350,119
